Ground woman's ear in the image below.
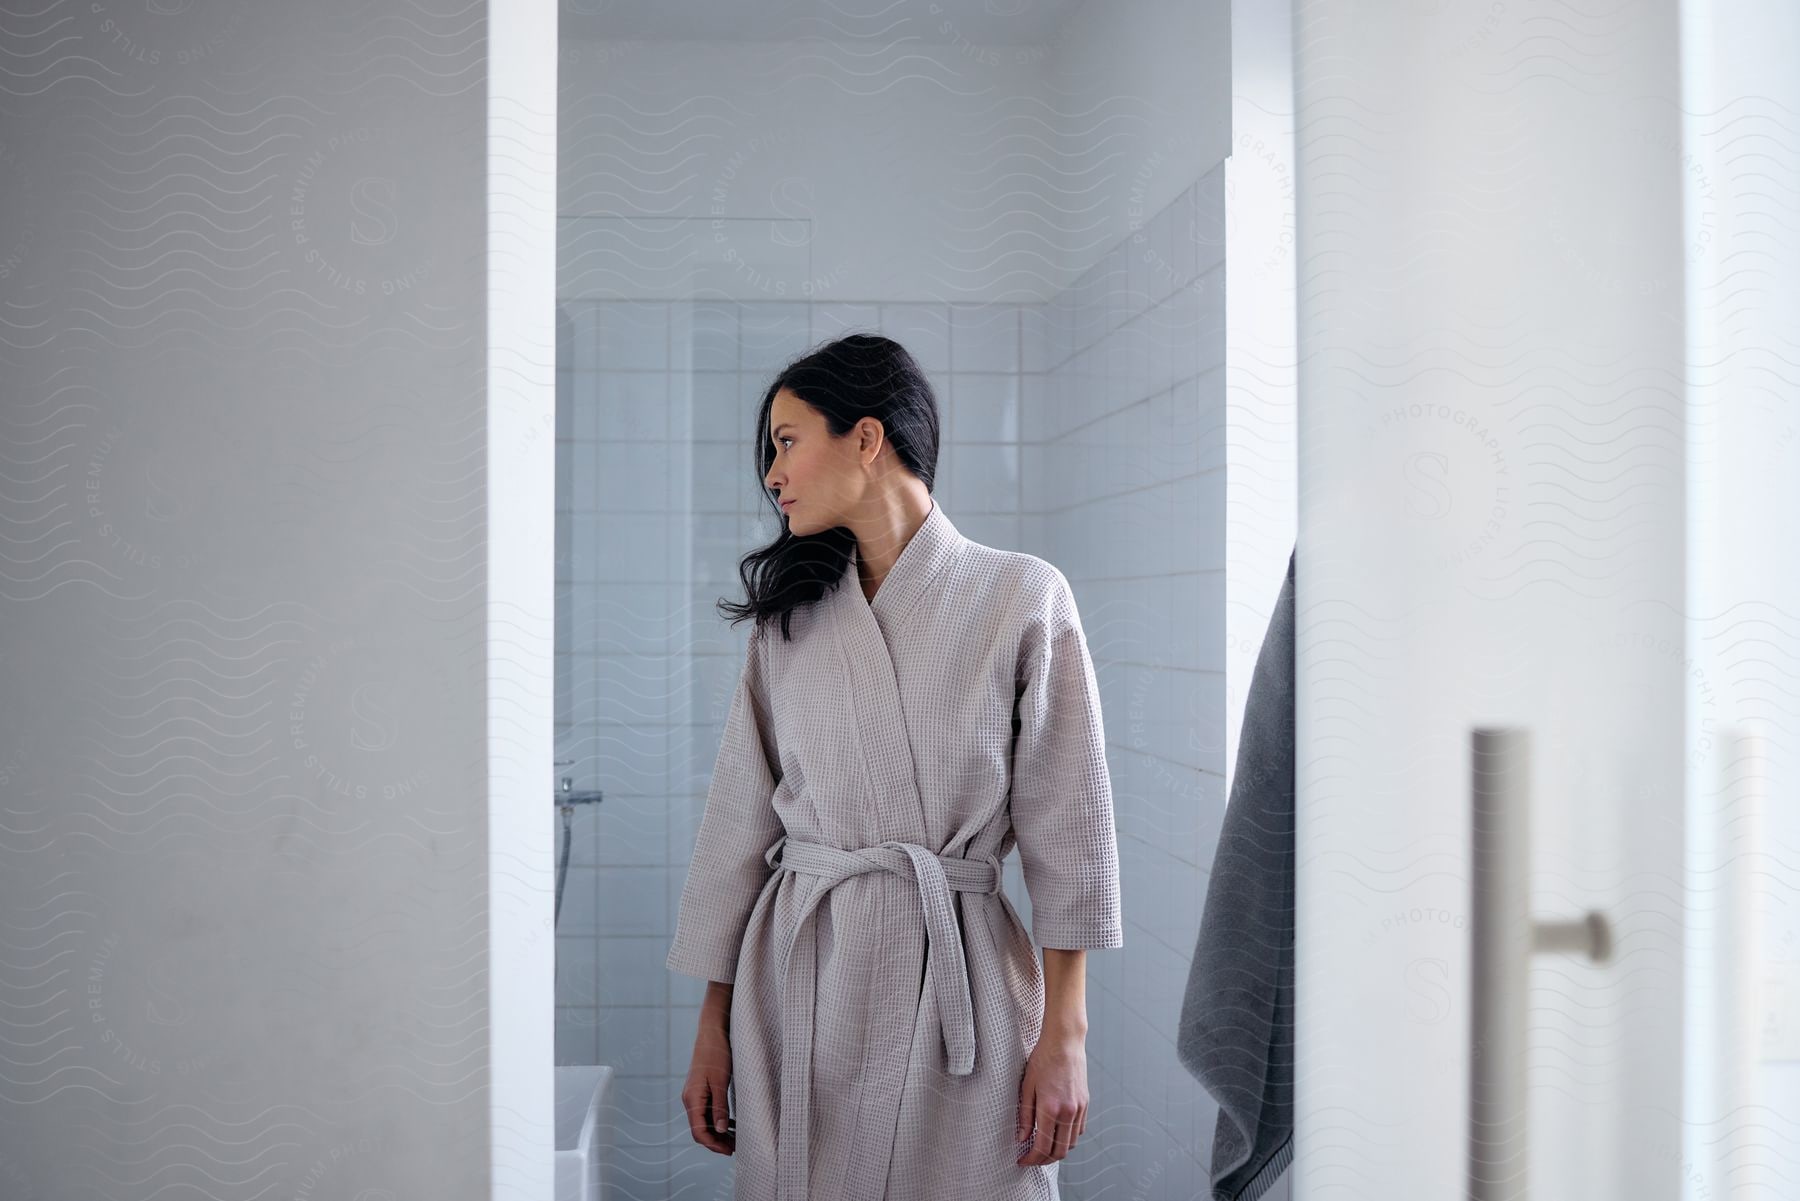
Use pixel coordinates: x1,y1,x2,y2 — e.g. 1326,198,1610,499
858,416,885,464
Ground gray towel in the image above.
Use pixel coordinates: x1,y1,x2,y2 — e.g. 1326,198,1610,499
1177,546,1295,1201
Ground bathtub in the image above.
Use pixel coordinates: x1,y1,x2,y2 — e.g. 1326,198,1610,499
554,1065,615,1201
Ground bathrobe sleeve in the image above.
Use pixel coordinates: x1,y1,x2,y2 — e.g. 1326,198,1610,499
666,618,786,984
1008,567,1125,951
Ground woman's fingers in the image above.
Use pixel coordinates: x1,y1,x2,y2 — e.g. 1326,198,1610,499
681,1073,735,1155
705,1080,735,1154
1020,1115,1055,1165
1050,1112,1076,1160
679,1078,713,1149
1018,1102,1082,1165
710,1075,730,1134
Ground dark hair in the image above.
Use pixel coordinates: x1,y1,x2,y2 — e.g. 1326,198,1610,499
717,333,941,642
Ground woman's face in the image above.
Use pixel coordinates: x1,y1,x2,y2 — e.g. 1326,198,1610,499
763,388,872,536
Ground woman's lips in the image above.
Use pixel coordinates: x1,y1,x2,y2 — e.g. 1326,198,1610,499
779,498,795,510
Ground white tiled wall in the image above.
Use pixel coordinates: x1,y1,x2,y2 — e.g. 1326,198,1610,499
554,297,1033,1200
1018,163,1230,1200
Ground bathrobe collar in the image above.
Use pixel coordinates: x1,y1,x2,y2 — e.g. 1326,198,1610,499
827,495,966,845
843,495,964,627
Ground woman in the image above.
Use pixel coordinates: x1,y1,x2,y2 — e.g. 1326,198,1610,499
666,333,1124,1201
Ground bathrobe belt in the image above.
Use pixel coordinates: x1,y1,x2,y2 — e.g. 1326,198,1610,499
762,832,1005,1201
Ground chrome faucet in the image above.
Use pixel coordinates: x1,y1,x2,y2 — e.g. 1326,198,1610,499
552,759,603,807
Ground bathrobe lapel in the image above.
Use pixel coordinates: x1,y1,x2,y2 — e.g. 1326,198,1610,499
812,498,970,1198
825,498,964,846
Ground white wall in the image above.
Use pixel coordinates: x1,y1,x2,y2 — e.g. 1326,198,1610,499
1048,0,1231,282
557,37,1056,303
0,3,557,1200
1224,0,1301,798
557,2,1227,306
491,6,562,1201
1681,3,1800,1197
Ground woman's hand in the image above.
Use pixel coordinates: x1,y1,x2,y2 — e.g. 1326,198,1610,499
682,982,736,1155
1016,1030,1088,1166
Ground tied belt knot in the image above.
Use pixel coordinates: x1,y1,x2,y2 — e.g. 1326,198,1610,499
761,833,1004,1201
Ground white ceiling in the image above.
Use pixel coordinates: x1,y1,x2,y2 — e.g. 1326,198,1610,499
560,0,1086,47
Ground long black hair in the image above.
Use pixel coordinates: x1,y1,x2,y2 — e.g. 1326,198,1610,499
717,333,942,642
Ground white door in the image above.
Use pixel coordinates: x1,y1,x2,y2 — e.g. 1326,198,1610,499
1290,3,1797,1199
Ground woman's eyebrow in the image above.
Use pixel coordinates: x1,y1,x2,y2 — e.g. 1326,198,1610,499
772,424,794,437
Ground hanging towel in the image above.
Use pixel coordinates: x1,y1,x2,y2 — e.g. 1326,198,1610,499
1177,545,1296,1201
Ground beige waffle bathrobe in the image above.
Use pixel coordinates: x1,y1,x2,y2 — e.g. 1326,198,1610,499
667,497,1124,1201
